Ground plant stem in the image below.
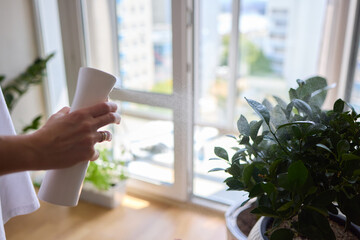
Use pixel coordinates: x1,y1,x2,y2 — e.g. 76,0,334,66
270,129,290,156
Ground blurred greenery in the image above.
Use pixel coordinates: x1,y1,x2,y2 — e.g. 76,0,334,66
0,53,54,111
220,34,274,76
0,53,54,134
85,148,127,191
151,79,172,94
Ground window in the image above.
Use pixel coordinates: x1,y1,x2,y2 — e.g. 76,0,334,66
191,0,330,205
47,0,358,208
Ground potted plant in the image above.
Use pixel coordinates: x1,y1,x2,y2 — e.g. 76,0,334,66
80,148,127,208
211,76,360,239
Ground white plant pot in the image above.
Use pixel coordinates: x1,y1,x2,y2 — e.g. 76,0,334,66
247,217,267,240
80,181,126,208
225,200,256,240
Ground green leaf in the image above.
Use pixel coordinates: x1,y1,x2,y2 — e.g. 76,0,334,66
288,161,308,189
231,149,246,162
292,99,313,116
270,228,294,240
208,167,225,173
22,115,42,133
336,140,350,156
245,97,270,125
277,173,291,190
225,177,245,190
296,76,327,103
226,163,243,176
226,134,237,140
0,75,5,85
276,121,315,131
273,95,287,109
297,79,305,86
307,77,328,108
304,205,328,217
262,99,273,111
2,54,54,112
249,120,263,141
270,105,288,128
289,88,298,101
292,125,302,139
342,154,360,176
298,208,335,240
243,164,255,186
311,190,336,207
316,143,334,154
277,201,293,212
333,98,345,112
237,115,250,136
284,102,294,119
249,183,264,198
214,147,228,161
269,159,282,178
240,136,250,145
251,206,279,218
261,182,276,195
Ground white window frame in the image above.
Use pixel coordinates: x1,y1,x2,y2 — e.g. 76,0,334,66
55,0,193,202
32,0,69,115
35,0,360,208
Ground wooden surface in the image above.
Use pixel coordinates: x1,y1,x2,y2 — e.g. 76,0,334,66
4,195,226,240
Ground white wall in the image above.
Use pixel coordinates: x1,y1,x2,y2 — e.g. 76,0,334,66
0,0,46,132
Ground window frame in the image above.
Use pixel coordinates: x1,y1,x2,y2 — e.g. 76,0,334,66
37,0,360,208
56,0,194,202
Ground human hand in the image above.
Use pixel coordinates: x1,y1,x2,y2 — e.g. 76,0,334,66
30,102,121,170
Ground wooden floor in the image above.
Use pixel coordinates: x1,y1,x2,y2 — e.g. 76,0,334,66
4,195,226,240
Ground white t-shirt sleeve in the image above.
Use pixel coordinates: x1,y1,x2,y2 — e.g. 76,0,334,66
0,87,40,240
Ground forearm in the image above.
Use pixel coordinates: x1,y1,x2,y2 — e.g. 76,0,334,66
0,102,120,175
0,134,40,175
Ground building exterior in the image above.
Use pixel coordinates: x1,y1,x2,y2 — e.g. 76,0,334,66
264,0,327,84
116,0,172,92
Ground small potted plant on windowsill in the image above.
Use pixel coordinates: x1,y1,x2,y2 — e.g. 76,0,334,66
211,77,360,239
80,148,127,208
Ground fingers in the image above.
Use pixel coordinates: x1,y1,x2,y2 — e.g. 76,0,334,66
87,102,118,118
93,112,121,129
96,131,112,143
89,149,100,161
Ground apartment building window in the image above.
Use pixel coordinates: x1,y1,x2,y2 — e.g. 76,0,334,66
37,0,358,207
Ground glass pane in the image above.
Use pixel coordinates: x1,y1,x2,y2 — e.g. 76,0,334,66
116,0,173,94
194,0,327,205
195,0,232,125
236,0,327,118
350,40,360,111
113,102,174,185
193,126,247,204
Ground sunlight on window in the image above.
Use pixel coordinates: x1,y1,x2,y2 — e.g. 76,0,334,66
193,0,327,205
116,0,173,94
113,102,174,185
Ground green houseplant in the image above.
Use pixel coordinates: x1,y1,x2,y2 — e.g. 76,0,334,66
81,148,128,208
211,77,360,239
84,148,127,191
0,54,54,133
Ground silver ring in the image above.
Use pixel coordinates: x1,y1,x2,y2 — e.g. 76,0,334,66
99,131,106,142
